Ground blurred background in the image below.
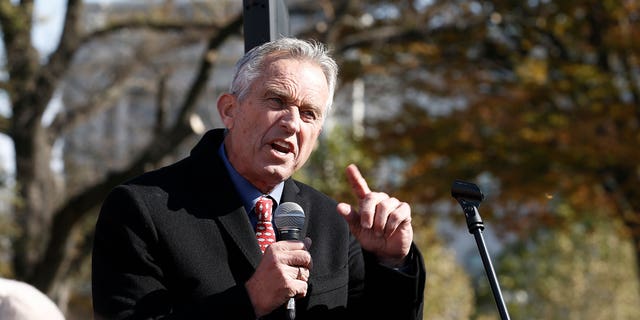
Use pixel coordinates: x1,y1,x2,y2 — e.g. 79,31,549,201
0,0,638,319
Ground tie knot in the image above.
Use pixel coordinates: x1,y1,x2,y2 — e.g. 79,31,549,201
256,196,273,221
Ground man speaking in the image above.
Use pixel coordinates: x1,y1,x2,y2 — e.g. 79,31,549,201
92,37,426,319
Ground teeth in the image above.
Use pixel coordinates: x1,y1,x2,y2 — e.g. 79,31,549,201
272,141,291,153
273,141,288,149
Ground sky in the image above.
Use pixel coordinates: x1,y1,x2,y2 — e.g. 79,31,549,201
33,0,65,54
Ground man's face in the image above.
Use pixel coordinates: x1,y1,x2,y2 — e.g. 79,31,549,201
218,55,330,193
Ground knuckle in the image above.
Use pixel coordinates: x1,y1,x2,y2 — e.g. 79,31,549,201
287,286,297,297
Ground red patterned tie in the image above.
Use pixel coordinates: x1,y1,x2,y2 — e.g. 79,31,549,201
255,196,276,253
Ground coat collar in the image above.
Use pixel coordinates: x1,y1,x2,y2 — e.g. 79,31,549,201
189,129,309,269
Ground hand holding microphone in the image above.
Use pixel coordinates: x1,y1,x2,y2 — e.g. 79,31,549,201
245,202,310,319
274,202,307,320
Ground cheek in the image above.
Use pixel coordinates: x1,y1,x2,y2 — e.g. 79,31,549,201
298,128,321,159
239,112,265,136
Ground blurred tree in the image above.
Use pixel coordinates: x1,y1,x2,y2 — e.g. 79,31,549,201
493,207,640,320
312,0,640,278
297,126,475,320
0,0,242,304
290,0,640,317
417,220,475,320
3,0,638,318
295,125,372,203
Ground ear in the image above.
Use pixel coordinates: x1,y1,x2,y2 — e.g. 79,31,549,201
217,93,237,129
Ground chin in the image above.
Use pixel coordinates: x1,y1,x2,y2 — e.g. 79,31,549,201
265,165,294,181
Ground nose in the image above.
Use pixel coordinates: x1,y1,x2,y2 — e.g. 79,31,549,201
280,107,301,133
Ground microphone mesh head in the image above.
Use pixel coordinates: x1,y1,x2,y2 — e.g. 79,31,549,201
274,202,305,230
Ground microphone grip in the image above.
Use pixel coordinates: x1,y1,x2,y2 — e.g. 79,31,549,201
286,297,295,320
280,228,299,319
278,228,301,241
273,202,304,320
280,228,300,319
278,228,302,320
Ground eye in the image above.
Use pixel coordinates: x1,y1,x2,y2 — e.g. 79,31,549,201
300,109,319,122
268,97,286,108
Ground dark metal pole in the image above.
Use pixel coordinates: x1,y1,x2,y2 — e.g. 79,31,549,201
470,207,510,320
242,0,290,53
451,180,511,320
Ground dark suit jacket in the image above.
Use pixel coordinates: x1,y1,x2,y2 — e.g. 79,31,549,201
92,129,425,319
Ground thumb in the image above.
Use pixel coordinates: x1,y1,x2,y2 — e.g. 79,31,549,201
336,203,359,228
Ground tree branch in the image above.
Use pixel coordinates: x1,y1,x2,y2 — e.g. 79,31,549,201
174,13,243,124
78,19,224,48
0,115,9,134
30,0,83,124
49,65,144,140
28,12,244,293
154,71,170,136
44,0,82,77
48,26,208,139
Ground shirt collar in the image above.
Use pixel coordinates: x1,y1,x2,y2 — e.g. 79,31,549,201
217,140,284,214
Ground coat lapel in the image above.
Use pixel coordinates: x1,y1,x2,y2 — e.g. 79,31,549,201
217,207,263,268
188,129,263,269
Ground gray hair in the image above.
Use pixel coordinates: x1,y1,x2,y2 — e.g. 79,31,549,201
229,38,339,113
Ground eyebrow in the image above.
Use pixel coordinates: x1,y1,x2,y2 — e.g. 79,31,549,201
264,88,323,115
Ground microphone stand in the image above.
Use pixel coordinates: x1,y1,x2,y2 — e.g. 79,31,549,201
451,180,510,320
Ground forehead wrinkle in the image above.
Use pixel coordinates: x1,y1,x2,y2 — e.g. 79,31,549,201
258,56,328,114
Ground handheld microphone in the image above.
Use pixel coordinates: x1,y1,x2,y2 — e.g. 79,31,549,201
273,202,305,320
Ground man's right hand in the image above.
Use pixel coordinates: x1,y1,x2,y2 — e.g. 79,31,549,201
245,239,312,317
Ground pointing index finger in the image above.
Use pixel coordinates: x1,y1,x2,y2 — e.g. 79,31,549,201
345,164,371,199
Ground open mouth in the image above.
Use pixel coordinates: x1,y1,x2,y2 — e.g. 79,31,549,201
271,141,293,155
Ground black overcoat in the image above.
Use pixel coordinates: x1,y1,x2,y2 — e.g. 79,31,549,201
92,129,425,319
